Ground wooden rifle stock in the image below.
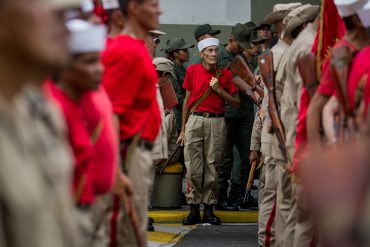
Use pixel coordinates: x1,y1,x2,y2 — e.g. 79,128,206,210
229,55,264,99
258,51,288,161
330,45,357,142
243,160,257,205
297,53,318,99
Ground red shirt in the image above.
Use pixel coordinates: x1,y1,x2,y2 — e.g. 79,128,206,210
81,87,118,195
347,46,370,117
102,35,161,142
317,39,356,97
183,64,238,113
47,82,96,204
292,39,356,173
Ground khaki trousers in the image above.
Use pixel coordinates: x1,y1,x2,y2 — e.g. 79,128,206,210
258,156,276,247
275,161,293,247
109,146,154,247
184,115,226,205
75,198,110,247
293,184,315,247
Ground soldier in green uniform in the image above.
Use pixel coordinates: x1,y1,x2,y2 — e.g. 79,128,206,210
215,23,257,210
165,38,194,131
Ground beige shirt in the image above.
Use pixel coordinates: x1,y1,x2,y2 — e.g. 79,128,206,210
0,86,78,247
278,23,317,160
260,39,290,158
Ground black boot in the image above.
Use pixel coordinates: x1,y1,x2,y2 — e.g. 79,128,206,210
215,187,239,211
147,218,155,232
203,204,221,225
183,204,201,225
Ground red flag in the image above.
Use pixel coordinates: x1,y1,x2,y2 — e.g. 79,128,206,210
312,0,346,78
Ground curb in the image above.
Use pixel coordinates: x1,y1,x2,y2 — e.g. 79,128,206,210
148,210,258,224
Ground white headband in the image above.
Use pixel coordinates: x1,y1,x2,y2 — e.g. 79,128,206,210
102,0,120,10
67,19,107,54
198,38,219,52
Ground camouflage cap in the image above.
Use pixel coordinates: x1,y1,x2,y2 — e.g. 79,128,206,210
244,21,257,30
194,24,221,40
166,38,194,53
231,23,252,49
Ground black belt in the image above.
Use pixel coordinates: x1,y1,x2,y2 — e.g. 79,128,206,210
192,111,224,118
122,138,154,151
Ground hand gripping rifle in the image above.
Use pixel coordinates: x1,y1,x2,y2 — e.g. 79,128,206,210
297,53,319,100
330,45,357,142
258,51,288,161
229,55,264,105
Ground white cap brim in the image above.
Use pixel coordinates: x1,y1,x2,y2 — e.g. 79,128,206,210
335,0,368,17
357,1,370,27
102,0,120,10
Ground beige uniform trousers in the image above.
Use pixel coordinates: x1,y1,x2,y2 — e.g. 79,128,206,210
258,156,276,247
109,146,154,247
184,114,226,205
275,161,293,247
293,183,316,247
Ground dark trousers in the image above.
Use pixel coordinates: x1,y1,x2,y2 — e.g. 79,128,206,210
216,117,253,200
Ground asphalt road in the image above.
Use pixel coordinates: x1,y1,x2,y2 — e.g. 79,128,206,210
174,223,259,247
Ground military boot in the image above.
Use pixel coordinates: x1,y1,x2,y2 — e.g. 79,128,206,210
203,204,221,225
183,204,201,225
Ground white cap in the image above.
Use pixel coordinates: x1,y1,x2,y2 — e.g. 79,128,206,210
198,38,219,52
357,1,370,27
67,19,107,54
102,0,120,10
334,0,368,17
81,0,94,13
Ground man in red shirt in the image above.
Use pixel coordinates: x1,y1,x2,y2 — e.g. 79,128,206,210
177,38,240,225
306,2,369,148
102,0,162,246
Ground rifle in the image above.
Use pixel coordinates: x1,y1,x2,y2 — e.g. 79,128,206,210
229,55,264,100
258,51,288,161
243,160,257,205
233,76,263,106
330,45,357,142
297,53,319,100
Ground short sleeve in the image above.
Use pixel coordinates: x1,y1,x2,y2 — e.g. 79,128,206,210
183,66,193,91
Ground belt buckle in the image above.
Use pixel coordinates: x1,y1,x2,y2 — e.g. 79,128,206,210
204,112,210,118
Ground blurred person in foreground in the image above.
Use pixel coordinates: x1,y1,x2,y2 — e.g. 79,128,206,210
0,0,86,246
102,0,162,246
